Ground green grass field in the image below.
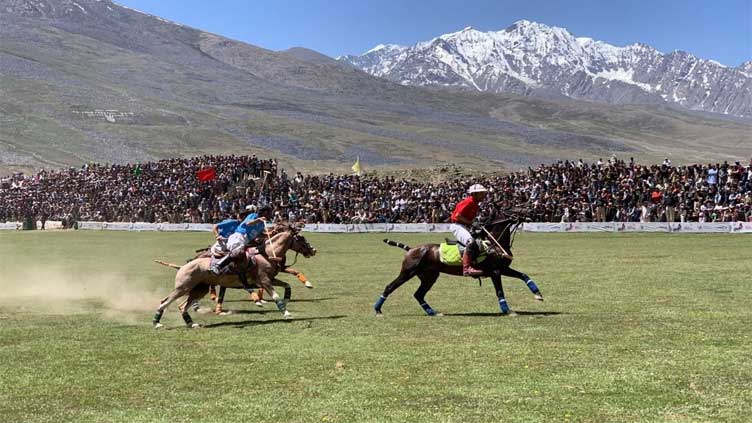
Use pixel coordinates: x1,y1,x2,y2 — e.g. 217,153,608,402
0,231,750,423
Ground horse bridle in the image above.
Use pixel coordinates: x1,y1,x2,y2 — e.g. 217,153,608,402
483,216,524,256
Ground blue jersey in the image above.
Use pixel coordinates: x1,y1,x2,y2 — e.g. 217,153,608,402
215,219,239,238
235,213,265,239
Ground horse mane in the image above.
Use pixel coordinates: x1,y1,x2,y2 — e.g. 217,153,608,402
271,220,306,236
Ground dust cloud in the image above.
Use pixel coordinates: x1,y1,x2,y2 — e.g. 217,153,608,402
0,264,168,321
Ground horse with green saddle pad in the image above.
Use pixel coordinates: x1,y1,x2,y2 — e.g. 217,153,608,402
376,215,544,316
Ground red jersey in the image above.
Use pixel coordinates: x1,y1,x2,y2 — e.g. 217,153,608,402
451,196,479,223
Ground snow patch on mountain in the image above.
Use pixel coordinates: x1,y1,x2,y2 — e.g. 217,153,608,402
595,68,654,91
339,20,751,117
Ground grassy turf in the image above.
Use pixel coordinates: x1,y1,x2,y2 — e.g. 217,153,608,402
0,231,750,423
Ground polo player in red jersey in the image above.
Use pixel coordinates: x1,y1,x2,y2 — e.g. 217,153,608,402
450,184,488,277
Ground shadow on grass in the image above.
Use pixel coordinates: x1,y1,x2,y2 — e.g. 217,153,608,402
288,297,337,303
201,315,347,329
444,311,564,317
222,309,278,315
221,297,337,303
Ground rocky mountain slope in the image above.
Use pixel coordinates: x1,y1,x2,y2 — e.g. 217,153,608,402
340,20,752,118
1,1,749,175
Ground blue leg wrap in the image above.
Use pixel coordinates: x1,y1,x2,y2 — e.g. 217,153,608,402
276,300,286,311
525,278,540,294
499,298,510,314
420,302,437,316
374,295,386,312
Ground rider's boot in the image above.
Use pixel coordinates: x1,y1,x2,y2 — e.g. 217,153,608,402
209,253,232,275
462,248,483,277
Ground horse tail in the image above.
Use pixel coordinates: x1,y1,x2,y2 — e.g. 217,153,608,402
154,259,181,269
383,239,411,251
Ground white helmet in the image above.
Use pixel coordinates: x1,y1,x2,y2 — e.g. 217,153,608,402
468,184,488,194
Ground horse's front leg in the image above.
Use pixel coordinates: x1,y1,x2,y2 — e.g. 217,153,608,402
271,279,292,302
272,278,292,316
285,267,313,288
215,286,228,315
490,272,510,315
499,266,543,301
257,274,290,318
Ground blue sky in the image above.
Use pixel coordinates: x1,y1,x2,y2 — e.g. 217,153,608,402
117,0,751,66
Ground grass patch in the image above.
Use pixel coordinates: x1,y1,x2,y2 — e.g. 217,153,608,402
0,231,750,422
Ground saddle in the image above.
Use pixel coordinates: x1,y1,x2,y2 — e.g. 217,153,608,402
208,246,259,276
444,238,464,246
439,239,489,266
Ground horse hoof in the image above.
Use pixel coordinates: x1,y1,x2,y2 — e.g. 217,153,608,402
508,311,518,317
154,323,164,329
255,300,267,307
190,323,201,329
534,294,544,302
304,282,314,288
283,310,292,318
374,312,384,318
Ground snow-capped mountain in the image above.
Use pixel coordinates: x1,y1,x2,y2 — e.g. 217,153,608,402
339,21,751,118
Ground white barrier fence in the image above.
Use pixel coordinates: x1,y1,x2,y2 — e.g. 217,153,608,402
3,221,752,233
522,222,752,233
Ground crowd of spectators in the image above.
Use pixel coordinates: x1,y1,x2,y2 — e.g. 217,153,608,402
2,155,751,225
0,155,276,226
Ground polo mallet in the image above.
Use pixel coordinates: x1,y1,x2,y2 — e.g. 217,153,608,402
264,224,281,262
258,170,271,202
481,226,513,259
259,170,281,262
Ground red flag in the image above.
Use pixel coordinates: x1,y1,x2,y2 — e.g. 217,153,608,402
196,167,216,182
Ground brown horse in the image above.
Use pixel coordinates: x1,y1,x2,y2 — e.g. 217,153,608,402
152,224,316,328
189,222,316,313
374,216,543,316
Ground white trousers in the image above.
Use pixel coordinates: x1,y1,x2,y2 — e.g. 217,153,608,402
450,223,473,247
210,238,228,256
227,232,249,253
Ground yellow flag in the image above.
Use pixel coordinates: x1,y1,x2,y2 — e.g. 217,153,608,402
351,156,362,176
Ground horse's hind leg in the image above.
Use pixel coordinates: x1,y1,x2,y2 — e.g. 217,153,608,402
179,285,209,328
414,271,440,316
153,287,190,328
500,266,543,301
215,286,228,314
491,272,510,315
374,269,417,315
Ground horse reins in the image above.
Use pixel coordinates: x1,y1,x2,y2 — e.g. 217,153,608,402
482,218,522,258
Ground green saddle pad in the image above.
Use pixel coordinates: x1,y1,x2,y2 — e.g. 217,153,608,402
439,243,487,266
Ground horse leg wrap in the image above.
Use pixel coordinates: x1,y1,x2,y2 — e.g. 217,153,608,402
250,290,261,302
420,302,437,316
181,311,194,327
276,300,287,312
374,295,386,312
498,298,510,314
523,276,540,294
296,273,308,283
152,310,164,325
